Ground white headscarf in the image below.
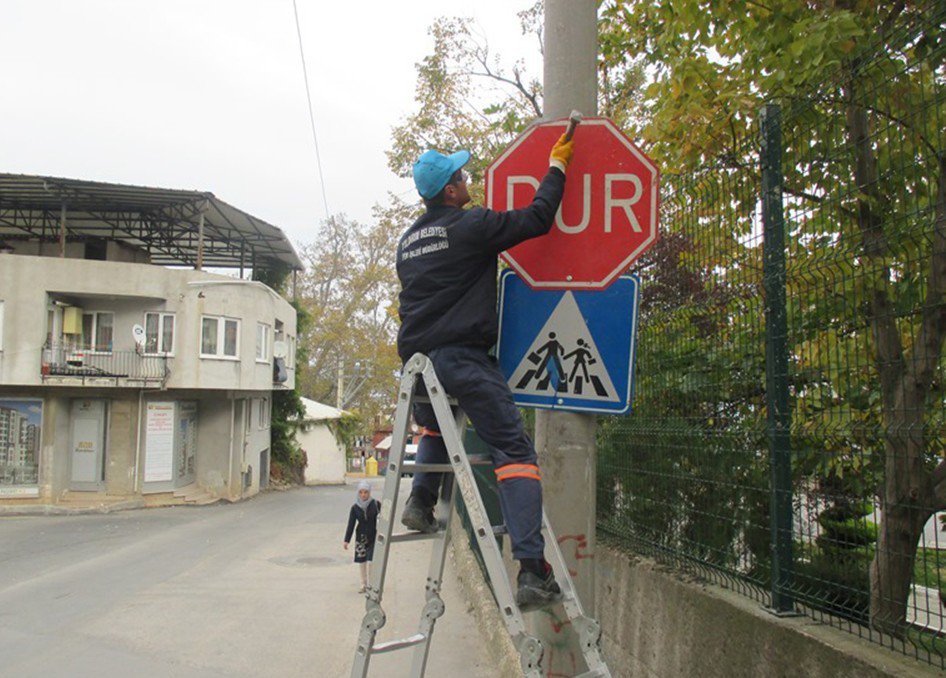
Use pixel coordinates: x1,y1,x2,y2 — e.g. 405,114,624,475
355,480,372,511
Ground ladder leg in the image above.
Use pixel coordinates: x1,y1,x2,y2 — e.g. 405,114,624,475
518,636,545,677
541,510,611,676
408,476,456,676
419,361,549,676
351,603,386,678
351,357,425,677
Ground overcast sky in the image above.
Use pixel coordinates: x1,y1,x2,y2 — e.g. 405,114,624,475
0,1,542,250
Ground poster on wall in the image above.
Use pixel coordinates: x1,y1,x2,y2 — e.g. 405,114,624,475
144,401,175,483
0,398,42,497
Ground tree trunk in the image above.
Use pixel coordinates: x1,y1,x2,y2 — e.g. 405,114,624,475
869,383,934,635
870,499,931,635
845,78,946,634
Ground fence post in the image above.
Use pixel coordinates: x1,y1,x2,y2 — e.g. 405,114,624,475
760,102,796,614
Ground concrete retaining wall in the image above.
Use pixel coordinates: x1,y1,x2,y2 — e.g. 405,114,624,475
449,514,521,677
595,545,940,678
449,523,940,676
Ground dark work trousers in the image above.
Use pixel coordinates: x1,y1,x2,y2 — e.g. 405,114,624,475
410,345,545,560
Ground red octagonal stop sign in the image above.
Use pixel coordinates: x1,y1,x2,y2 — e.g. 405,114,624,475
486,116,659,290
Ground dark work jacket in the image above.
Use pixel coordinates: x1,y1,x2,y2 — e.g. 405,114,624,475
344,499,380,543
396,167,566,362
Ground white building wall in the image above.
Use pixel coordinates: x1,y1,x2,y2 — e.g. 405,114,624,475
242,395,273,494
301,423,346,485
0,254,296,391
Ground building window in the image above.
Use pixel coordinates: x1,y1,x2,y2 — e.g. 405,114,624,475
144,312,175,355
258,397,270,429
200,316,240,359
256,323,269,363
82,311,114,352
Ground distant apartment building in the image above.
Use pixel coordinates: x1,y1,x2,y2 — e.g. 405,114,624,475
0,174,301,507
0,404,39,481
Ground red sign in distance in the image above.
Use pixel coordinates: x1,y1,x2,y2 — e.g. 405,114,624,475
486,116,660,290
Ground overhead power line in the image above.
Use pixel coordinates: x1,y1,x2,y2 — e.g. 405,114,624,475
292,0,331,221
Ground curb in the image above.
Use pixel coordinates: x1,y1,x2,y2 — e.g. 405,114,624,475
0,498,146,517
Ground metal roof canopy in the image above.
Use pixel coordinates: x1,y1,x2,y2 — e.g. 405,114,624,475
0,173,303,271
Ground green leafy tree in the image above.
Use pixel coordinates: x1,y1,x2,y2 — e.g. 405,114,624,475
600,0,946,634
295,207,404,430
387,5,546,196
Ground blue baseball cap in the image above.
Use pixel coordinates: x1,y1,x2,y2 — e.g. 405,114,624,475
412,149,471,199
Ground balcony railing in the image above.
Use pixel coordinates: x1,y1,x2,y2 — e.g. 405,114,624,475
41,343,169,385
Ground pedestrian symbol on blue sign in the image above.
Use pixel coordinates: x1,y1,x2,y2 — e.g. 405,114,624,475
497,270,640,415
508,292,618,400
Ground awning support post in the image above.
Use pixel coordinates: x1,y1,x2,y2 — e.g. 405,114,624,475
59,201,67,257
196,211,205,270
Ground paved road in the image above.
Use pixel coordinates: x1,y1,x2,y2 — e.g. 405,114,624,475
0,480,498,678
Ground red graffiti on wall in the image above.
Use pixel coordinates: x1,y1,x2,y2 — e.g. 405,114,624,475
557,533,594,577
541,608,573,634
544,647,579,677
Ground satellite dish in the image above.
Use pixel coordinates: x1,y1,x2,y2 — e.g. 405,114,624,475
132,324,146,345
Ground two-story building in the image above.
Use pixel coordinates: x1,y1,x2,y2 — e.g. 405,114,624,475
0,173,301,508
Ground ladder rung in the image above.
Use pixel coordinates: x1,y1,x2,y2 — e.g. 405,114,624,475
387,531,442,543
402,462,456,474
414,395,459,406
372,633,427,654
490,523,549,536
398,454,492,477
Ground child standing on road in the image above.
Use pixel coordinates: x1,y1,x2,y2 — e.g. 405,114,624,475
343,480,380,593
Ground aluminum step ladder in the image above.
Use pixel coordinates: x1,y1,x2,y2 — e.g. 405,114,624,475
350,353,611,678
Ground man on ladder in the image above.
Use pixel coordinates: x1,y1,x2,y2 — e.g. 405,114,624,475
396,131,575,612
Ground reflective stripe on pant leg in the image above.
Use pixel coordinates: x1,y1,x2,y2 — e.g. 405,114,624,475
495,463,541,482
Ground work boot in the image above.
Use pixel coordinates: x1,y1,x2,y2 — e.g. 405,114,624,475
516,559,563,612
401,493,438,533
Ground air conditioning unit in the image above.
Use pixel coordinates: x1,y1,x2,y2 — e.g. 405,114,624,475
62,306,83,334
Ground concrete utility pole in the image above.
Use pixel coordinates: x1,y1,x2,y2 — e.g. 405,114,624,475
534,0,599,665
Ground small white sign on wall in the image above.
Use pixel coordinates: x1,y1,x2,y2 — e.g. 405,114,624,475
144,402,175,483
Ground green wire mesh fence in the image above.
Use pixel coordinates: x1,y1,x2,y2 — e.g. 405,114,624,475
597,4,946,667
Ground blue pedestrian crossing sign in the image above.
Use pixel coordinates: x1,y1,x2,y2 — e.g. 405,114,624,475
497,270,640,415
